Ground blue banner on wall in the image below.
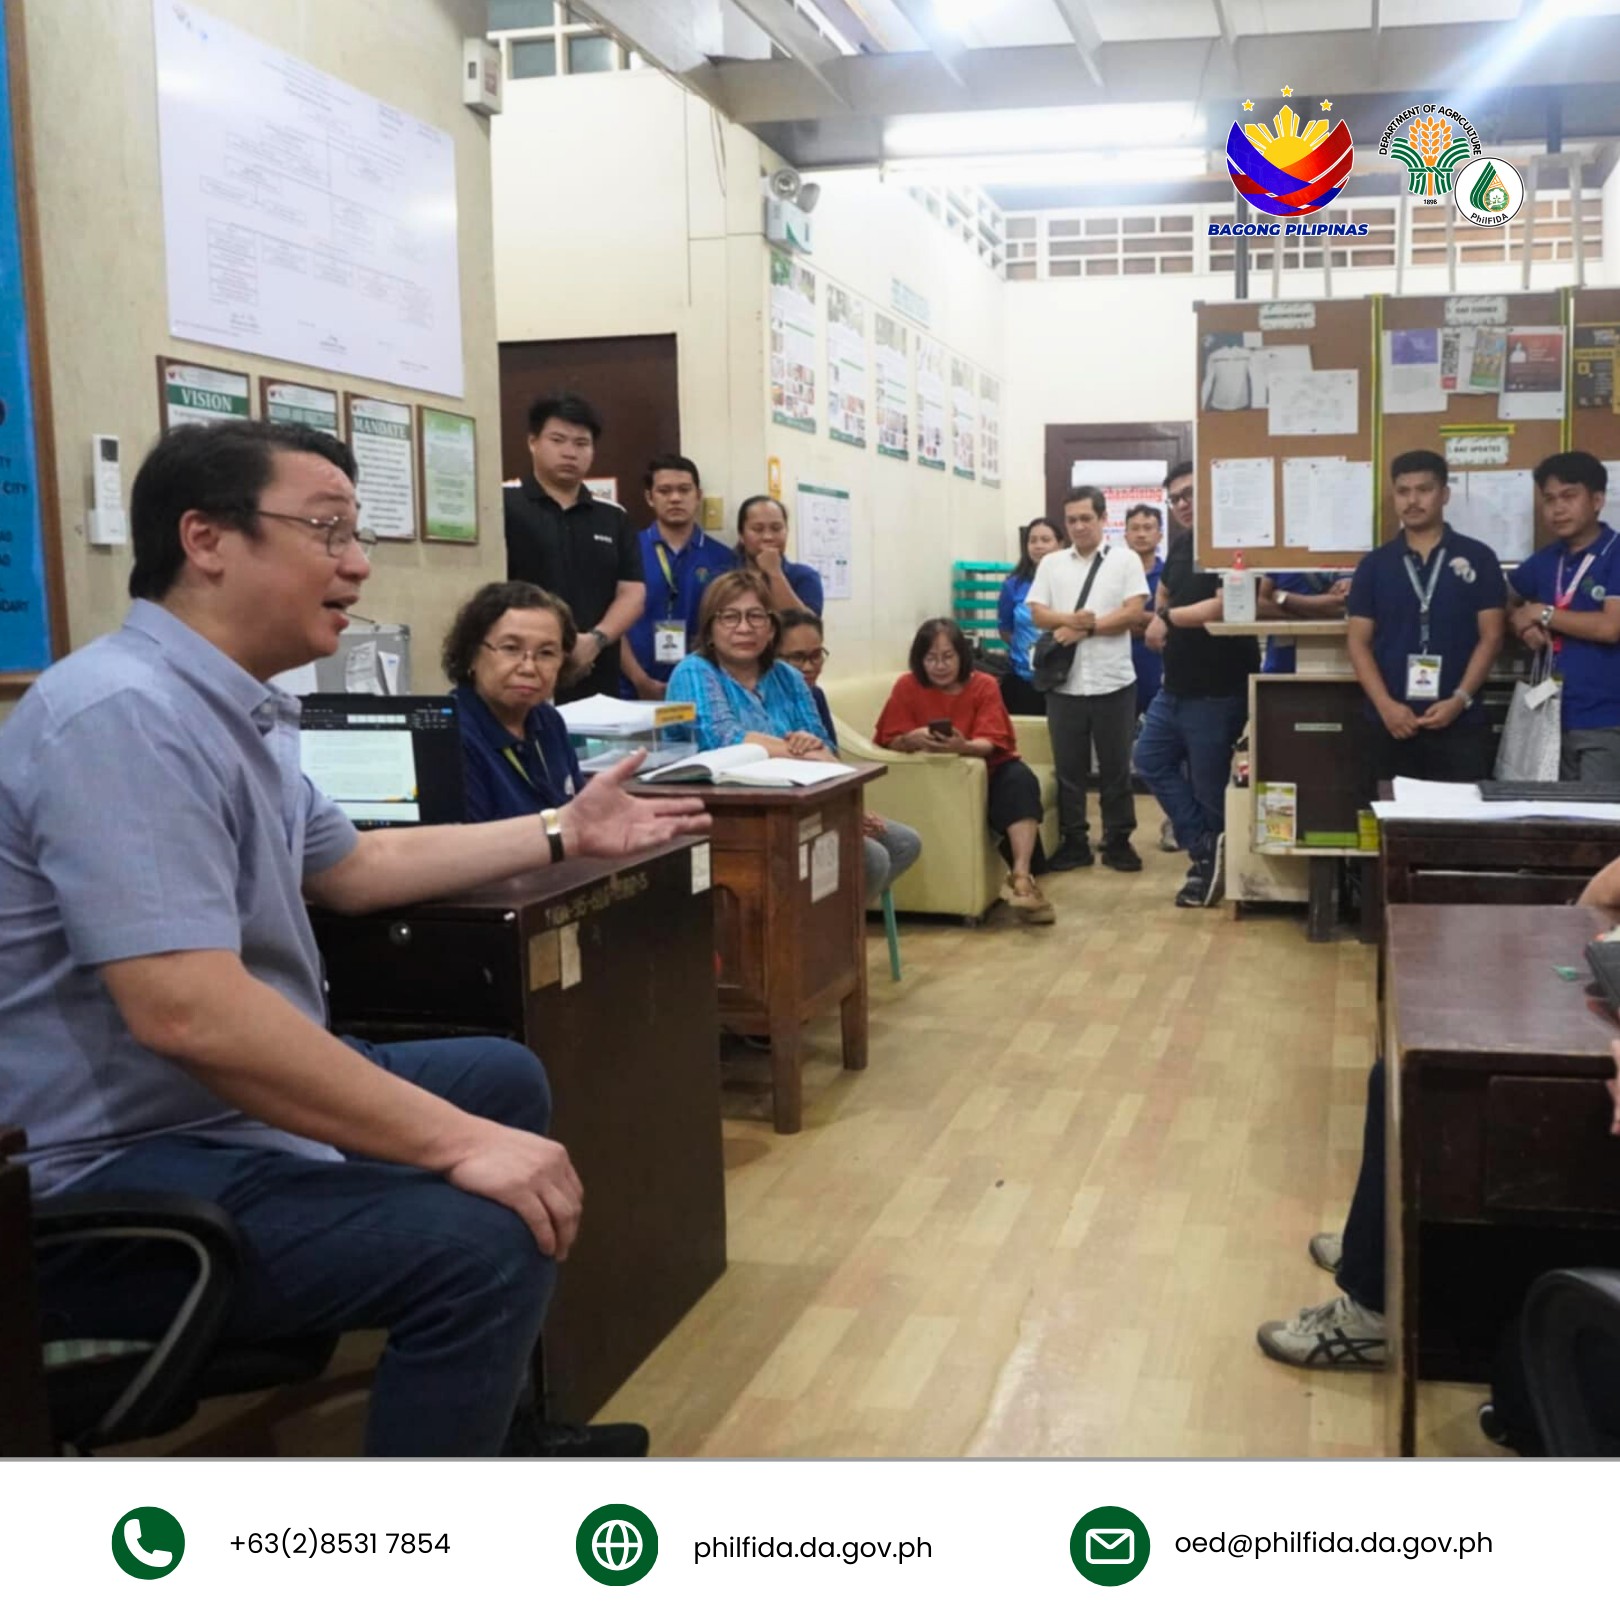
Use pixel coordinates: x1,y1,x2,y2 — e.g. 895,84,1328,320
0,0,52,675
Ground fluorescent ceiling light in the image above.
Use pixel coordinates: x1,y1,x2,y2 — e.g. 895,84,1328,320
885,148,1210,185
884,103,1207,160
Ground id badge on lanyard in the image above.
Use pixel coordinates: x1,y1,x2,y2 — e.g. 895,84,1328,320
654,544,689,664
1552,548,1599,655
1403,547,1447,702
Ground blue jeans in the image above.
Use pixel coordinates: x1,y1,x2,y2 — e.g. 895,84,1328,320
1132,690,1247,864
34,1037,556,1456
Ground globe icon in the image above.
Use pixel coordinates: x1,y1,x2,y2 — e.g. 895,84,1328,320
592,1520,643,1571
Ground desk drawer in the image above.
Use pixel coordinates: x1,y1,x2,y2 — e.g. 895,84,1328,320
1408,869,1589,906
1484,1075,1620,1216
315,914,523,1032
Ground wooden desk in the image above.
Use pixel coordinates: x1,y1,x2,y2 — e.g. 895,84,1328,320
1380,814,1620,911
634,764,885,1135
0,1127,51,1456
1384,904,1620,1455
311,839,725,1423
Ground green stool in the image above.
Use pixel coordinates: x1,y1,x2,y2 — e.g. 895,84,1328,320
880,890,902,982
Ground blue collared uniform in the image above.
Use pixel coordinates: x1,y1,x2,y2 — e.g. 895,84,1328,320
1345,526,1505,723
1508,524,1620,731
1130,555,1166,710
451,683,584,822
1262,570,1343,675
622,524,735,694
735,552,824,615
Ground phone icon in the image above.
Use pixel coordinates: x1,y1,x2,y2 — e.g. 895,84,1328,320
111,1507,185,1579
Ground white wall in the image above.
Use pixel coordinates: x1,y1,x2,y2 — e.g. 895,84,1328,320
492,74,1008,676
8,0,500,714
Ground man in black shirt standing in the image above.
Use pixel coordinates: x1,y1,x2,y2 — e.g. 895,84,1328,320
504,392,646,699
1134,461,1258,907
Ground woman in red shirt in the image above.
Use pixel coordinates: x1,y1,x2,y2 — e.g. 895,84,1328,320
874,618,1054,923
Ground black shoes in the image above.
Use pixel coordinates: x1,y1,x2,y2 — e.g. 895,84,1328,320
503,1409,651,1458
1046,840,1094,871
1100,840,1142,872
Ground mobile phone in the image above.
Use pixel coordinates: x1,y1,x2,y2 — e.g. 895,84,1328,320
927,718,952,738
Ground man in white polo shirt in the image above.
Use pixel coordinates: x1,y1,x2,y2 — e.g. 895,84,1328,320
1029,486,1150,871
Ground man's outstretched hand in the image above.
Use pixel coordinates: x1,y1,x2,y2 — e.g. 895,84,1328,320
556,750,711,859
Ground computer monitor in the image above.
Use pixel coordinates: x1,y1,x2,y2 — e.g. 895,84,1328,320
298,695,466,829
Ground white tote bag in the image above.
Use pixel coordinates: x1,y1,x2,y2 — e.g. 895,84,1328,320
1493,651,1562,782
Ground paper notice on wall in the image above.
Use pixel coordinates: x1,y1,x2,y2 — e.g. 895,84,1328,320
796,482,852,600
1382,329,1447,413
810,830,840,903
1442,326,1508,395
1443,432,1512,468
979,374,1002,487
1318,461,1373,553
1282,458,1373,554
1210,457,1276,550
826,284,868,448
1447,469,1536,563
874,313,910,459
1499,327,1566,420
1573,325,1619,409
1606,462,1620,497
916,339,946,469
769,250,817,433
1248,344,1312,410
349,397,417,539
1071,459,1168,550
950,357,976,480
1267,368,1357,437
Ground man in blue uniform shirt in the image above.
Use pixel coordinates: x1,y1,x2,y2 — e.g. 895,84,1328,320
1346,449,1506,789
1259,570,1350,674
1506,451,1620,782
620,454,734,700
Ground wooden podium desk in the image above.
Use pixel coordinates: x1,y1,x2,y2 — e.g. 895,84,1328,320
633,763,886,1135
311,838,724,1423
1384,904,1620,1455
1380,813,1620,911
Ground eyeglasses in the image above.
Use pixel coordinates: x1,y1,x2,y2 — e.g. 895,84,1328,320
481,640,562,668
781,647,830,668
714,609,772,629
1167,488,1194,507
923,652,959,667
254,508,378,558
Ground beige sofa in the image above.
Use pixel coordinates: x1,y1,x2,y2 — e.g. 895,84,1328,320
820,671,1062,922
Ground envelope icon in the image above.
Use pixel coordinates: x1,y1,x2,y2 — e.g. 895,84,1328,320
1085,1528,1134,1565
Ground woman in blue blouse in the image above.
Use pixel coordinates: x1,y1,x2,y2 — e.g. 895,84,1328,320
442,581,586,822
667,570,835,759
997,516,1063,716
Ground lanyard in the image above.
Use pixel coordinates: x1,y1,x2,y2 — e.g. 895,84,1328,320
502,740,556,801
1403,546,1446,653
1554,547,1599,610
655,542,678,597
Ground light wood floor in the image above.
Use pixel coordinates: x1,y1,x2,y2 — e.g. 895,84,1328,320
120,801,1497,1458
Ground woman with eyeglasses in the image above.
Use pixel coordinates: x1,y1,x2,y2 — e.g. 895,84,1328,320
441,581,586,822
666,571,835,759
778,608,923,903
875,617,1055,924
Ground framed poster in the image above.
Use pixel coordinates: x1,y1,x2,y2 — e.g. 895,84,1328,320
344,394,418,541
874,312,909,460
157,356,251,430
826,283,868,448
417,405,478,543
769,250,817,433
0,0,65,689
261,376,341,436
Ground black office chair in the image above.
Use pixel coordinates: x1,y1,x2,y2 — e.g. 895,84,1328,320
1519,1267,1620,1457
32,1192,339,1454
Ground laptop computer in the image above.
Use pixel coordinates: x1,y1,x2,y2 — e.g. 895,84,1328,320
298,695,466,829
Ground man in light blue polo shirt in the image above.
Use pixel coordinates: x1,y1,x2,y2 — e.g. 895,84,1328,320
1507,451,1620,782
0,420,707,1457
619,453,733,699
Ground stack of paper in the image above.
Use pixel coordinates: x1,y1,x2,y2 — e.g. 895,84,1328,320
555,694,696,735
1373,778,1620,824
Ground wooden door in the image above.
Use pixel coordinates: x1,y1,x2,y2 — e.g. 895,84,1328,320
498,335,680,532
1043,421,1191,532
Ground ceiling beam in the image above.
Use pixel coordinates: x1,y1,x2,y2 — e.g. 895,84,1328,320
567,0,720,77
1051,0,1105,87
726,0,851,104
1370,0,1381,44
888,0,969,90
1210,0,1238,51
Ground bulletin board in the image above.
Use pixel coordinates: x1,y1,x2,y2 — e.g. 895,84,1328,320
1194,298,1376,571
1570,287,1620,472
1378,291,1565,559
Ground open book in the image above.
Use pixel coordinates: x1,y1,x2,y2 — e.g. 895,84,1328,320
640,743,855,788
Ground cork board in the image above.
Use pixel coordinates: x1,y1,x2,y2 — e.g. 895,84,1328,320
1194,298,1376,571
1379,291,1565,554
1570,287,1620,471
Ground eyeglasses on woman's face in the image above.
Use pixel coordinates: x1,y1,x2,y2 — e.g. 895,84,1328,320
714,608,772,629
780,645,829,669
480,640,563,669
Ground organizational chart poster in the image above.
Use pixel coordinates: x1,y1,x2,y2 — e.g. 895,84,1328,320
152,0,464,397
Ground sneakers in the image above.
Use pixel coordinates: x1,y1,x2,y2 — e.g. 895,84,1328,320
1256,1294,1387,1370
1309,1231,1343,1273
1202,832,1226,907
1100,839,1142,872
1045,839,1093,871
503,1412,652,1457
1158,817,1179,853
1174,863,1212,908
999,873,1056,923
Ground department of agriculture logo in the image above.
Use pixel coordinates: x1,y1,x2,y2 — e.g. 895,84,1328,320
1454,156,1525,226
1379,103,1482,203
111,1506,185,1580
1070,1504,1151,1587
577,1503,658,1586
1226,87,1353,217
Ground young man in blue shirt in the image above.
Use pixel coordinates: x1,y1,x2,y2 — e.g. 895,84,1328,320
1259,571,1350,674
1506,451,1620,782
1346,449,1506,790
620,454,734,700
1123,503,1166,714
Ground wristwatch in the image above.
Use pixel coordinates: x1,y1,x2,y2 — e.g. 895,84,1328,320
1275,590,1290,610
1157,605,1174,628
1538,605,1555,629
1457,688,1474,710
539,807,567,863
588,627,610,649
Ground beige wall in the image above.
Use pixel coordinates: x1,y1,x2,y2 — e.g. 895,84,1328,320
4,0,500,724
492,71,1009,679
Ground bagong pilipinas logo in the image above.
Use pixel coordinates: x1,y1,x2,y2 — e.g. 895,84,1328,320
1226,87,1354,218
1378,103,1482,204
